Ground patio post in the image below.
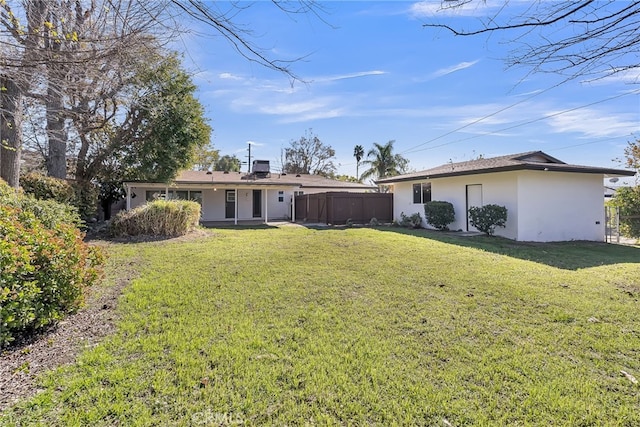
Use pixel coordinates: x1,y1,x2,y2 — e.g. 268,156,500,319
264,189,268,224
292,192,296,222
234,188,238,225
125,184,131,210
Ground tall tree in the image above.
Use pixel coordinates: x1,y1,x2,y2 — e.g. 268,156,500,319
622,138,640,177
0,0,48,187
423,1,640,82
353,144,364,180
0,1,166,182
284,129,336,177
193,144,220,171
360,140,409,182
0,76,23,188
215,155,241,173
0,1,322,186
84,54,211,184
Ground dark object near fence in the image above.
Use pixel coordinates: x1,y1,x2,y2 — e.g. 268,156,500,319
295,192,393,225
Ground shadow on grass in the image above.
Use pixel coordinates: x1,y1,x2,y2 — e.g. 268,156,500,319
201,224,279,230
377,226,640,270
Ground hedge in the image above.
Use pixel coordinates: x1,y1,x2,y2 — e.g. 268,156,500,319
0,180,103,347
20,173,99,221
110,200,201,237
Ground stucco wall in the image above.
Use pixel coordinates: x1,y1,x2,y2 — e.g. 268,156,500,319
391,182,422,221
516,171,604,242
390,170,605,242
392,172,518,239
432,172,519,239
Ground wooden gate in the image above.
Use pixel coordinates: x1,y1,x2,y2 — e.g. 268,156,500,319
295,192,393,225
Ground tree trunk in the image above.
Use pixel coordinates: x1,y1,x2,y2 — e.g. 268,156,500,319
46,83,67,179
0,76,23,188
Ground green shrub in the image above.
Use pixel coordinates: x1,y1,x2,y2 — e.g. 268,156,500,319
20,173,98,221
399,211,423,229
0,181,104,347
610,186,640,239
70,179,99,221
424,201,455,230
110,200,201,237
468,204,508,236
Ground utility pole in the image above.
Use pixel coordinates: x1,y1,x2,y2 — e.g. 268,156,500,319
246,141,252,173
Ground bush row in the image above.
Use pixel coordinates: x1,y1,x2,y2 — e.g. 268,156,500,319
20,173,99,221
0,181,104,347
110,200,201,237
421,200,507,236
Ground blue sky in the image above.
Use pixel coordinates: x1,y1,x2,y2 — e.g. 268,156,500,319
177,1,639,181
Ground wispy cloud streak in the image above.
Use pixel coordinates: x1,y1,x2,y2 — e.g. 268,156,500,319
431,60,480,78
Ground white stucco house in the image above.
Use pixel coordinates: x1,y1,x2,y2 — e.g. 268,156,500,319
124,161,374,224
376,151,635,242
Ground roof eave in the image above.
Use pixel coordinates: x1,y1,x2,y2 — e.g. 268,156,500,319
375,165,636,184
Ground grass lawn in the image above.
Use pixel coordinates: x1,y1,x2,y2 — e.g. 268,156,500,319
2,226,639,426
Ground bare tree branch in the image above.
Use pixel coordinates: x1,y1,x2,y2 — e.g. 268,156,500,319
423,1,640,82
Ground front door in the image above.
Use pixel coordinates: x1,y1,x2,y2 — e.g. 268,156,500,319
225,190,235,219
252,189,262,218
466,184,483,231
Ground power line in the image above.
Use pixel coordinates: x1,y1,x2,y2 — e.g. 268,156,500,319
403,88,640,155
399,80,566,155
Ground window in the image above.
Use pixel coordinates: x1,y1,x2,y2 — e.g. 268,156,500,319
413,183,432,204
146,190,166,201
278,191,284,202
226,191,236,203
189,191,202,205
294,191,304,196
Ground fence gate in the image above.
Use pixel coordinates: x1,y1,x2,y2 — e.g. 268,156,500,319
605,205,620,243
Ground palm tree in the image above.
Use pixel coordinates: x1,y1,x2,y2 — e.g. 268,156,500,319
360,140,409,182
353,145,364,180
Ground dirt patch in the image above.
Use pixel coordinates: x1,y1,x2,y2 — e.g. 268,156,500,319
0,256,139,412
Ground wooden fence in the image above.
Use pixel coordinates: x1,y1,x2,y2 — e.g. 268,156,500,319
295,192,393,225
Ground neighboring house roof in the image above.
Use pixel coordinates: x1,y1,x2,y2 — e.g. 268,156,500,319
376,151,636,184
126,170,375,190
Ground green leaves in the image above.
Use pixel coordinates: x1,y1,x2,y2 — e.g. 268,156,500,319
468,204,508,236
0,181,104,347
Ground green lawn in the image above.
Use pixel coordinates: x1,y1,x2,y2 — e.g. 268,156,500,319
2,227,640,426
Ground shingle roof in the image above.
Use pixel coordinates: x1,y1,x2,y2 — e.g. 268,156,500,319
376,151,635,184
127,170,375,190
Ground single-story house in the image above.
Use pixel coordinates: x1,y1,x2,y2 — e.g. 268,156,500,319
376,151,635,242
124,161,375,224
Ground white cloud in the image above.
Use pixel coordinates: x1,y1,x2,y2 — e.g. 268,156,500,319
218,72,244,81
312,70,387,83
431,60,480,78
546,108,639,138
409,0,502,18
581,68,640,86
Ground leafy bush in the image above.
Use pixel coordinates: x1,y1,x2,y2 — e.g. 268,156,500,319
20,172,74,204
110,200,201,237
399,211,423,229
0,180,104,347
610,186,640,238
424,201,455,230
369,217,380,227
20,173,99,221
71,179,99,221
468,204,508,236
